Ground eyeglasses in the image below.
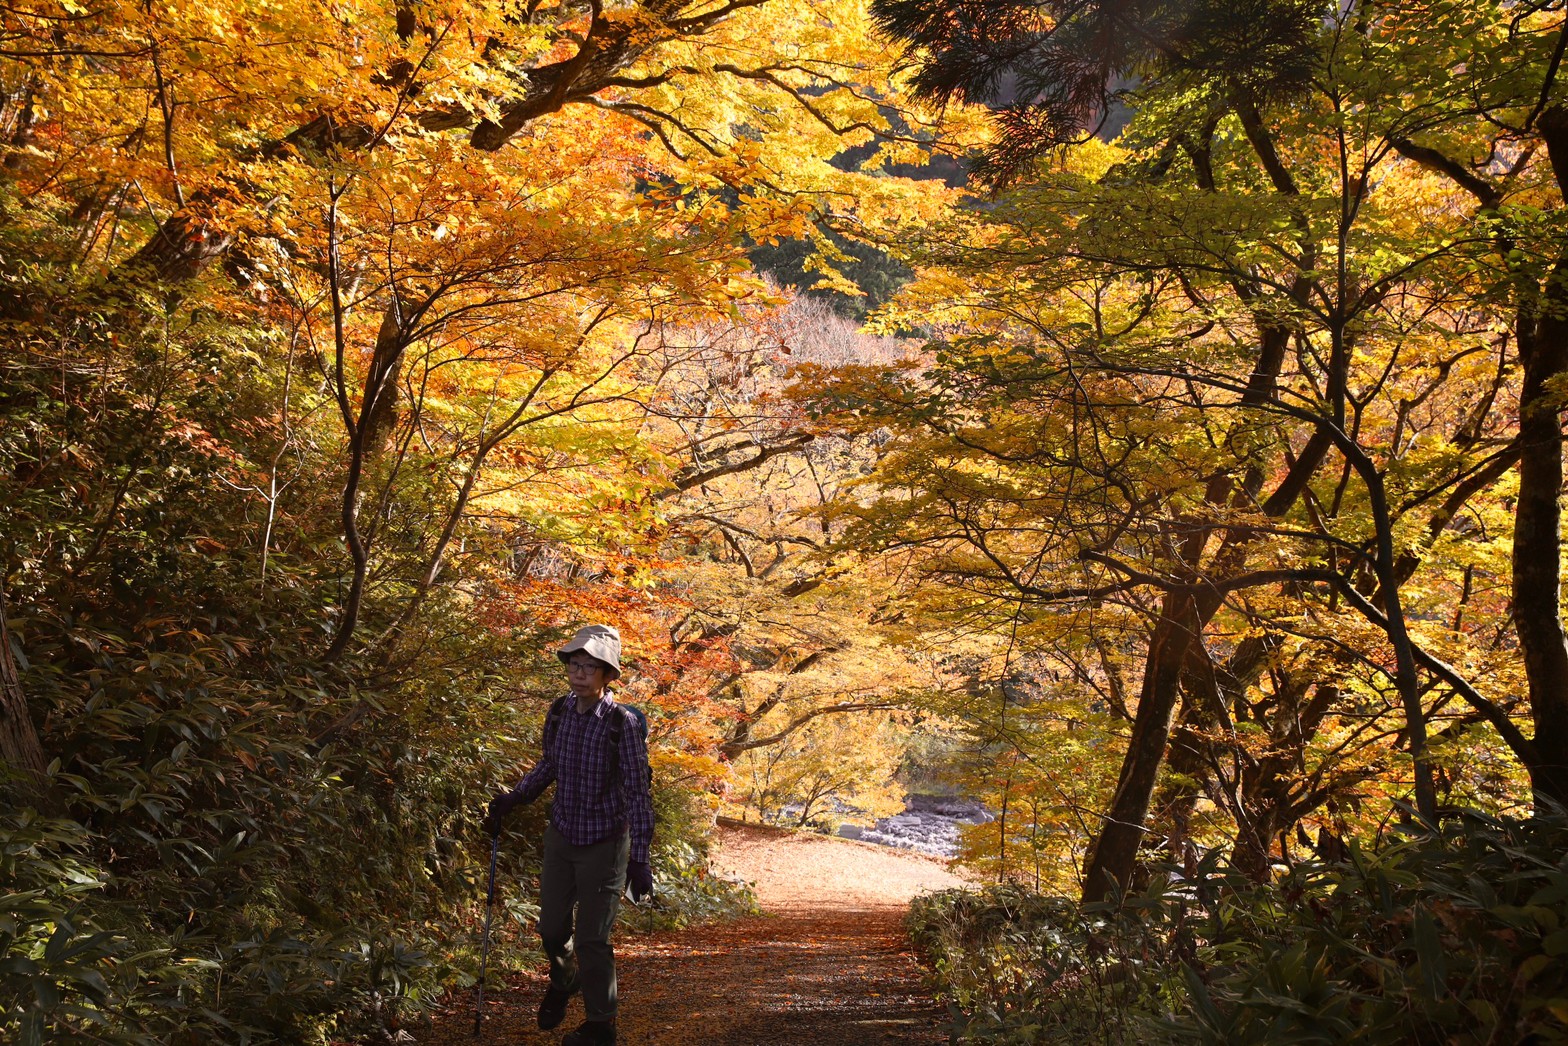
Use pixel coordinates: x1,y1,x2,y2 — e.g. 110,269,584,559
566,659,605,673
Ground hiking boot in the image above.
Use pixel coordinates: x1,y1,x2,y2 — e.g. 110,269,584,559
536,984,577,1031
561,1018,617,1045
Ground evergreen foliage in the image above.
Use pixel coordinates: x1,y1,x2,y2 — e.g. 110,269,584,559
870,0,1321,179
748,230,912,322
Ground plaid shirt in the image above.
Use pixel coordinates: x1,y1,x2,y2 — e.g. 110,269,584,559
514,692,654,863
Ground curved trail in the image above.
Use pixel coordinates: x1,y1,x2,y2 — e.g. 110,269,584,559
428,821,967,1045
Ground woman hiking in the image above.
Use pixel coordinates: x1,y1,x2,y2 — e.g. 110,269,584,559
483,623,655,1046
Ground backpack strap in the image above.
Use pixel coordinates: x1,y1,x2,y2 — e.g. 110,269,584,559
606,701,649,791
608,701,627,789
545,694,645,790
541,694,571,755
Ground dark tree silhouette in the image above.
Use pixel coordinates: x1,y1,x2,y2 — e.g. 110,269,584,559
870,0,1320,181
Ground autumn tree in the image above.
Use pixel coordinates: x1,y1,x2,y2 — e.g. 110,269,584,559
0,0,935,287
1361,0,1568,808
0,0,956,1038
639,291,965,824
825,0,1549,901
0,0,946,744
736,711,906,827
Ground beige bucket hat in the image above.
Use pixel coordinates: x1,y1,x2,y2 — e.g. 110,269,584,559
557,623,623,679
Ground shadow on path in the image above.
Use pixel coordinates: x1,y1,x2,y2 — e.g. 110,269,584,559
429,909,947,1045
426,823,960,1045
616,909,947,1045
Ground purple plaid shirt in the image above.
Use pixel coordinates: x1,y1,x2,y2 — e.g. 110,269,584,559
513,692,654,863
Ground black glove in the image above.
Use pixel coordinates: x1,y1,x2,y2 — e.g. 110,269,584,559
482,789,526,836
627,859,653,903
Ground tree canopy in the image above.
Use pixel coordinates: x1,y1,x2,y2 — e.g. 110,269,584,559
6,0,1568,1041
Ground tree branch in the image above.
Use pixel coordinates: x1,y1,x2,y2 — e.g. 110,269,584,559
671,432,815,491
720,700,902,759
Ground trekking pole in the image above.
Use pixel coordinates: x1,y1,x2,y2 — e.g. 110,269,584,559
473,832,500,1037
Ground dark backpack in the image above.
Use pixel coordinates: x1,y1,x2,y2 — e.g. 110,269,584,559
541,694,649,789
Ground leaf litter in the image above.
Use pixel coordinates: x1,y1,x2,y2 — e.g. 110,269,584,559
425,821,969,1044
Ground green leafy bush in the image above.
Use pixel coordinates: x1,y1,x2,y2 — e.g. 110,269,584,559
908,881,1187,1045
2,602,750,1043
908,811,1568,1045
0,814,126,1046
634,835,760,932
1168,810,1568,1045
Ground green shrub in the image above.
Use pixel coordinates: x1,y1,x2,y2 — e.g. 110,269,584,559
1165,810,1568,1045
908,881,1188,1045
634,835,760,932
908,811,1568,1045
0,813,127,1046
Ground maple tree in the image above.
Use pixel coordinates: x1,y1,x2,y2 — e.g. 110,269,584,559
641,291,962,826
825,0,1561,902
0,0,954,1039
735,711,906,826
0,0,942,720
10,0,1568,1038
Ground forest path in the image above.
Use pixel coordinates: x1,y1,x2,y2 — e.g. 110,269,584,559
428,821,968,1045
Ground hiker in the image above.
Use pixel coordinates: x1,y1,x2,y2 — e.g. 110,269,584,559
483,623,654,1046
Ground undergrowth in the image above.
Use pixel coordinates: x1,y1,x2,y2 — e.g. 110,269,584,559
908,810,1568,1045
0,229,752,1043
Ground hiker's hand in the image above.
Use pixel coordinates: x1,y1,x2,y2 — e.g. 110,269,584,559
483,790,524,836
627,860,653,902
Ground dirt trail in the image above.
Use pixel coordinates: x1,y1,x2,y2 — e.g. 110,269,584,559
428,821,967,1045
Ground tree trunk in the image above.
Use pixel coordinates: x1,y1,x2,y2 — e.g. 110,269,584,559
1079,332,1327,904
1513,294,1568,806
1148,696,1207,870
1082,592,1200,902
320,260,410,662
121,208,237,285
1227,802,1278,883
1390,113,1568,809
1515,107,1568,808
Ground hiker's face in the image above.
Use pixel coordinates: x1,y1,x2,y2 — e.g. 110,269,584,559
565,656,611,699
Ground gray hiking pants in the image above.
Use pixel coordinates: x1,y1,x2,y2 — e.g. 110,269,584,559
538,822,629,1022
